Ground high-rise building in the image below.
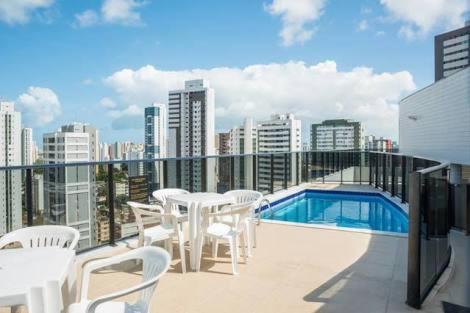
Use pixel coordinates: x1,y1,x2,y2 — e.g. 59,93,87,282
257,113,301,193
435,21,470,81
229,118,258,155
126,150,145,177
43,123,98,248
100,142,110,161
216,133,230,155
21,128,34,166
0,102,22,235
167,79,216,192
364,135,393,152
144,103,167,192
311,119,364,151
110,142,123,160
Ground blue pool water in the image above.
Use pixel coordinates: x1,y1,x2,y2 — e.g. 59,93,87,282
261,190,408,233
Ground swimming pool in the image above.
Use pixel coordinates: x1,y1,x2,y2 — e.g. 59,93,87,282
261,190,408,234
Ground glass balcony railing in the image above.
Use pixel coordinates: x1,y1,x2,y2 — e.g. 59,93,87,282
0,150,468,309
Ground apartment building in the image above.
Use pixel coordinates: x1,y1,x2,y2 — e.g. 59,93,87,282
435,21,470,81
21,128,34,166
0,102,22,236
167,79,216,192
144,103,167,192
257,113,301,193
364,135,393,152
311,119,363,151
43,123,98,248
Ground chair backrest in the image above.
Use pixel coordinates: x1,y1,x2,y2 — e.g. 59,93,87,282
85,247,171,313
204,203,252,232
152,188,189,206
224,190,263,217
127,201,168,247
0,225,80,250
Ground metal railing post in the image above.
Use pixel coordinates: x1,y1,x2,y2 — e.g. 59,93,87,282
375,153,379,188
252,155,257,191
359,152,362,185
270,154,274,194
26,168,33,226
322,152,325,184
296,152,300,185
230,156,235,190
382,154,387,191
283,153,288,190
391,155,396,196
369,152,373,185
407,172,422,309
401,156,407,203
107,164,115,246
163,160,168,188
340,152,343,184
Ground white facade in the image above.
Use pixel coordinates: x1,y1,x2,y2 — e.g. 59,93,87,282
126,150,145,177
144,103,167,192
311,119,364,151
167,79,216,192
100,142,110,161
21,128,34,166
0,102,22,235
257,113,301,193
43,124,97,248
229,118,257,155
399,67,470,165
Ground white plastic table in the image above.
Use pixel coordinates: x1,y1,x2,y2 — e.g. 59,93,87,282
166,192,235,271
0,247,76,313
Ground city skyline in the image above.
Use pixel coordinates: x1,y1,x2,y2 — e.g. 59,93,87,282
1,0,469,144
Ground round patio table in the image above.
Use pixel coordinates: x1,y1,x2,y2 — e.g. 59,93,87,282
166,192,235,271
0,247,76,313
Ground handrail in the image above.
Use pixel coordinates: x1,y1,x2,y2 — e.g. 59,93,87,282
0,149,362,171
416,162,450,175
256,199,271,225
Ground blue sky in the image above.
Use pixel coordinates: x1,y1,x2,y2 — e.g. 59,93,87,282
0,0,468,144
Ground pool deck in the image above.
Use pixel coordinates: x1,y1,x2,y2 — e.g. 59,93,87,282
2,184,446,313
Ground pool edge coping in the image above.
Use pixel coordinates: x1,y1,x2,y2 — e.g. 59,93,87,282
259,184,409,238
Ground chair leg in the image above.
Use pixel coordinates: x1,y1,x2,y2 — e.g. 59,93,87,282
245,222,252,257
196,235,204,272
228,237,238,275
211,239,218,258
240,233,247,263
166,239,173,259
251,222,257,248
178,236,186,274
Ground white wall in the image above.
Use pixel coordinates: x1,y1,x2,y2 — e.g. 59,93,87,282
399,68,470,165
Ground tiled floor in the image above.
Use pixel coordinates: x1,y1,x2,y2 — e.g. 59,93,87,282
74,222,431,313
2,184,447,313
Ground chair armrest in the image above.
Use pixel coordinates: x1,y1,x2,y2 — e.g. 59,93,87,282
86,278,159,313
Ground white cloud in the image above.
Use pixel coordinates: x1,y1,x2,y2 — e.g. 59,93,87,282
17,86,61,127
0,0,54,25
264,0,327,46
74,10,99,28
357,19,369,32
101,0,145,25
99,97,117,109
102,61,416,138
381,0,469,39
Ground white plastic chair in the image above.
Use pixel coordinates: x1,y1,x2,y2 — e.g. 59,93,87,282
68,246,170,313
128,201,186,273
198,203,251,275
152,189,190,222
223,190,263,254
0,225,80,250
